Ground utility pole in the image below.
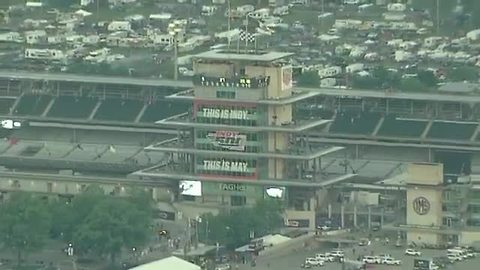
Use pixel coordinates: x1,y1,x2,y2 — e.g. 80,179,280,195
436,0,440,34
227,0,231,49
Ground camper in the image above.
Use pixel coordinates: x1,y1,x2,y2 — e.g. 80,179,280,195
85,48,111,63
201,6,218,16
387,3,406,12
249,8,270,20
25,49,65,61
269,0,285,7
0,32,23,43
346,63,364,73
320,78,336,87
237,5,255,16
318,66,342,78
273,6,289,16
25,30,46,45
383,12,406,21
424,37,444,48
107,21,132,32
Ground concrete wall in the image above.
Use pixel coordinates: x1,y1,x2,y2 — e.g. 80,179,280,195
407,230,440,245
194,62,234,77
406,187,442,227
407,163,443,185
460,231,480,245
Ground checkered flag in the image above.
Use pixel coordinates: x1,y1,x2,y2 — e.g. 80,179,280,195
239,30,255,43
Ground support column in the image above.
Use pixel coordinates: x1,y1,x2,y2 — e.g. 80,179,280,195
380,207,385,227
353,205,358,228
340,205,345,228
328,204,332,219
368,206,372,230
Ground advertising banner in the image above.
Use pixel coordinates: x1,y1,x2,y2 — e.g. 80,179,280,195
206,131,247,151
281,66,293,91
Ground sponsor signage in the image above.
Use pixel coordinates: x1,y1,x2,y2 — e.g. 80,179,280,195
201,108,251,120
206,131,247,151
221,183,247,192
179,180,202,197
203,159,249,172
286,219,310,228
282,66,293,91
155,210,175,221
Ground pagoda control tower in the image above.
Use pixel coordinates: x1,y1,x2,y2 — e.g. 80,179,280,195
135,50,354,229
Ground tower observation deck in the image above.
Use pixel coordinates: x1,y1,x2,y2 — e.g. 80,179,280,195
134,50,354,226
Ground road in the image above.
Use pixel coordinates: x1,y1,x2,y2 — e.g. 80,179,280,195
238,239,480,270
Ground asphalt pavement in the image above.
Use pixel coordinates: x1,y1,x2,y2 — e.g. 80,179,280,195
238,237,480,270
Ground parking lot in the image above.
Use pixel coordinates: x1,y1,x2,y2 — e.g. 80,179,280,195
238,238,480,270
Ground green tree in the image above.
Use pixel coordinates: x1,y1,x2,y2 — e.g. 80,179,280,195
351,75,381,89
0,192,51,267
447,66,479,82
198,199,283,249
73,196,152,265
400,77,427,92
417,70,438,87
296,71,320,87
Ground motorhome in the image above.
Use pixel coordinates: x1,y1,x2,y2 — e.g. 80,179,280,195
318,66,342,78
25,30,46,45
273,6,289,16
201,6,218,16
107,21,131,32
85,48,111,63
0,32,23,43
25,49,65,61
249,8,270,20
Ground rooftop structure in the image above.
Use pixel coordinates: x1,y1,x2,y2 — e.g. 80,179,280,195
133,50,353,227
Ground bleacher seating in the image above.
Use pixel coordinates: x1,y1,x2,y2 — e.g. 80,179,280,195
377,115,427,138
35,142,71,159
47,96,98,119
427,121,477,140
94,99,144,121
13,94,52,116
96,145,139,163
0,98,15,114
140,100,189,123
329,111,381,135
66,144,104,161
296,105,334,120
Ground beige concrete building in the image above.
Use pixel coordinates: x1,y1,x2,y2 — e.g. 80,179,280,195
402,163,480,246
134,50,354,229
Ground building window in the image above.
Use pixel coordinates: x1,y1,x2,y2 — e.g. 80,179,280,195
216,91,236,99
231,195,246,206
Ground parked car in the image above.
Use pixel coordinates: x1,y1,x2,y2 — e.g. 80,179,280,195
315,254,334,262
405,249,421,256
382,257,401,265
362,256,380,264
330,250,345,258
305,257,324,267
358,238,371,246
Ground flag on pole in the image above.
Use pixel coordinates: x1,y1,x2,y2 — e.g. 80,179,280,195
239,30,256,43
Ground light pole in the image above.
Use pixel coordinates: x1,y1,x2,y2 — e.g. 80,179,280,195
168,23,182,81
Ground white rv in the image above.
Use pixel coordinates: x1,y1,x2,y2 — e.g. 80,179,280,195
25,49,65,61
85,48,111,63
318,66,342,78
273,6,289,16
107,21,132,32
249,8,270,20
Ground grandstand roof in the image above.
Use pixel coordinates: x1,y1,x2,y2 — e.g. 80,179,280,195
296,87,480,103
0,70,191,88
194,50,293,62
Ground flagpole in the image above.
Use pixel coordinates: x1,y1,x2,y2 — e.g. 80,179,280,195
236,33,240,53
245,14,249,53
254,37,257,53
227,0,231,49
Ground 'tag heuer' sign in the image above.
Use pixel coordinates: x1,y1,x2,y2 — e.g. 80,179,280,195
201,108,250,120
206,131,246,151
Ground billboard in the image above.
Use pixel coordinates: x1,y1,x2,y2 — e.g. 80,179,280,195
206,131,247,151
179,180,202,197
202,159,249,173
265,186,285,199
200,108,252,120
281,66,293,91
285,219,310,228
